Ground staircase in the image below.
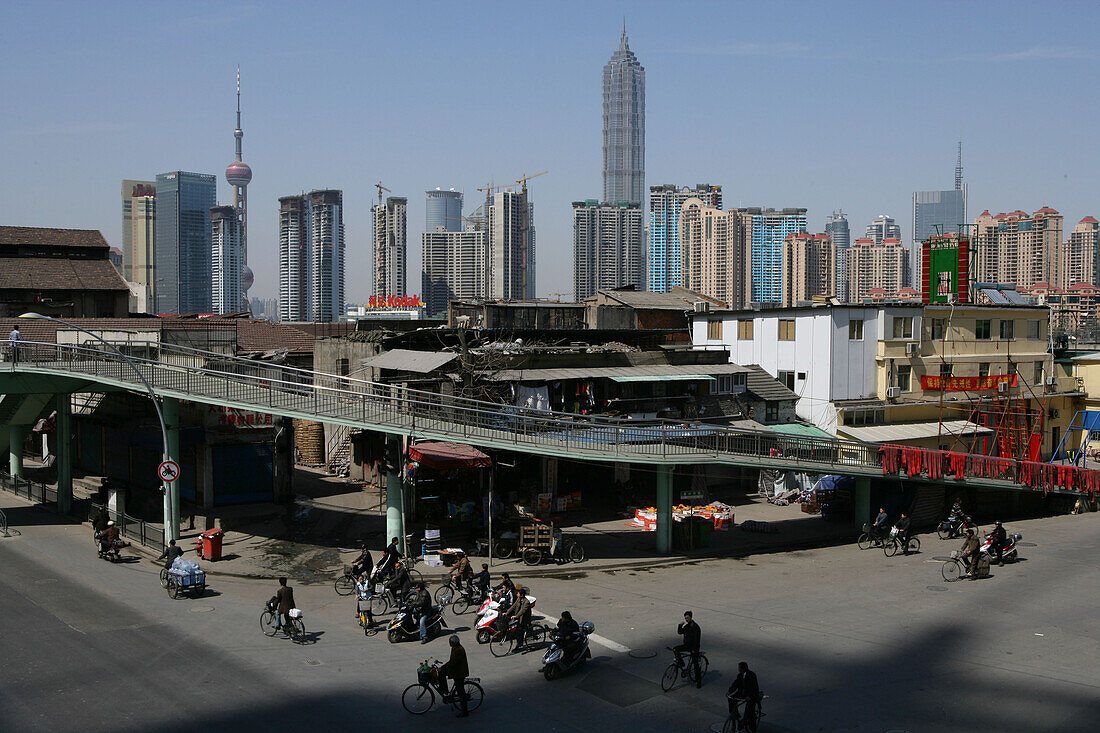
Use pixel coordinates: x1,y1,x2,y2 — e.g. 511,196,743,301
326,425,353,476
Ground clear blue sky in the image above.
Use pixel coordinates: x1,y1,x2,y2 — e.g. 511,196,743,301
3,1,1100,302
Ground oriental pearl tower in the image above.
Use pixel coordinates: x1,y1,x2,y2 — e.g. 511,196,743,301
225,66,254,309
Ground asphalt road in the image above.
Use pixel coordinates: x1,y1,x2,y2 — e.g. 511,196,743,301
1,494,1098,732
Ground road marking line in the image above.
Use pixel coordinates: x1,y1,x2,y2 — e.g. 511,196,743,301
589,633,631,653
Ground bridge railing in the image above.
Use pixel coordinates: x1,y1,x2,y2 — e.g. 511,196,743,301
4,339,890,470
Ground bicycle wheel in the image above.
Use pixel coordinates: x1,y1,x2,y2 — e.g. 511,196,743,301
260,610,278,637
334,574,355,596
452,597,472,616
937,526,952,541
453,680,483,713
856,533,871,550
407,569,424,586
525,623,547,647
522,548,542,566
907,537,921,555
434,584,455,606
489,631,515,657
369,594,390,616
292,619,307,644
401,683,434,715
687,654,709,683
942,560,961,582
660,662,680,692
568,543,585,563
167,578,180,599
883,538,899,557
159,567,169,588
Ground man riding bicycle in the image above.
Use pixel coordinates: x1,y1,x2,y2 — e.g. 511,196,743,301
894,512,912,554
158,538,184,569
959,528,981,576
727,661,761,732
447,550,473,590
351,542,374,579
472,563,491,599
871,506,889,542
386,560,412,600
674,610,702,689
502,587,532,641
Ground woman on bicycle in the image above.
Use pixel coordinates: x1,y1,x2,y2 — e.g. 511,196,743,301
355,573,375,628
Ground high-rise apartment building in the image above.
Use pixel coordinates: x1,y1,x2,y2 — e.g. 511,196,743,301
488,190,535,300
372,196,407,300
154,171,216,314
277,190,345,322
573,200,642,300
1064,217,1100,287
426,189,463,232
825,211,850,299
846,237,909,301
210,205,243,314
648,184,722,292
121,179,156,290
422,229,489,317
782,232,836,307
679,198,745,308
972,207,1063,290
602,26,645,206
742,208,808,303
865,214,901,246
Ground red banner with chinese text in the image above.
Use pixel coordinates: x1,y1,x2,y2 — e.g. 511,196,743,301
920,373,1017,391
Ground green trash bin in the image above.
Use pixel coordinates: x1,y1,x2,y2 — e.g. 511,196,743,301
695,517,712,548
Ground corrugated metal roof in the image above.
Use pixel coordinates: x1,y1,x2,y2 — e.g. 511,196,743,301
610,374,716,383
478,363,750,382
744,365,799,401
837,419,992,443
361,349,458,373
770,422,832,438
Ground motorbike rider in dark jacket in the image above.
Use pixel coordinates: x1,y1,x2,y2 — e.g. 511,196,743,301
410,582,433,644
494,573,516,607
386,561,411,599
556,610,581,659
989,521,1008,566
472,563,491,599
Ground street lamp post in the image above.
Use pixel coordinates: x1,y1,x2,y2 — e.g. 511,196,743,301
19,312,176,545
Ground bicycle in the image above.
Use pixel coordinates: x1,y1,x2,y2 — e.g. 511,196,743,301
856,523,890,550
489,618,548,657
260,600,307,644
942,549,989,581
883,529,921,557
434,580,482,615
334,565,358,596
660,646,709,691
401,661,484,715
723,693,767,733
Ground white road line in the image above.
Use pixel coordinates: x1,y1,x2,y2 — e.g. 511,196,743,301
538,610,632,653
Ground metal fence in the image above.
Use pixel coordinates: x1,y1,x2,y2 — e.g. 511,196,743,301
88,501,164,550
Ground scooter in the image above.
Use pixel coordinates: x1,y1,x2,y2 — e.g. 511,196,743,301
540,622,594,681
96,539,129,562
475,591,535,644
387,602,446,644
980,530,1021,563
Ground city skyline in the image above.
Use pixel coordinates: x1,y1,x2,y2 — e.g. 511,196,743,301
5,2,1100,303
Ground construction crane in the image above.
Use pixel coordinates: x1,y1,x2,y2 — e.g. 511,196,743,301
514,170,548,192
476,181,517,196
374,181,390,207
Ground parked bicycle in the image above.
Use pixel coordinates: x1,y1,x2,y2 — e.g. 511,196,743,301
723,692,767,733
401,660,484,715
660,646,709,691
260,599,307,643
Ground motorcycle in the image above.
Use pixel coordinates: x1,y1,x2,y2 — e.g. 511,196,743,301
980,530,1021,563
936,512,974,540
387,602,446,644
540,622,594,681
96,539,129,562
475,590,535,644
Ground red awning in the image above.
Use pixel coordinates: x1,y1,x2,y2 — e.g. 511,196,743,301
407,441,492,470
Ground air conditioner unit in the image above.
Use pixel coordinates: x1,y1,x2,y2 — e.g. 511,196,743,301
905,342,919,355
1046,376,1058,387
693,301,711,313
997,382,1009,394
885,386,901,399
1048,408,1060,419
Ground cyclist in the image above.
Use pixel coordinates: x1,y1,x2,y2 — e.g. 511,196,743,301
727,661,761,732
448,550,473,589
386,560,412,600
355,573,375,628
472,563,491,599
376,536,402,580
502,587,532,642
894,512,912,554
438,635,470,718
158,538,184,570
274,576,296,634
871,507,889,542
674,610,702,689
351,542,374,578
959,527,981,576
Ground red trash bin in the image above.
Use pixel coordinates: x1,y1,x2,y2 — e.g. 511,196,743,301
200,528,224,561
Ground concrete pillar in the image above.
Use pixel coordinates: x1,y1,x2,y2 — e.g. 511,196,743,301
9,424,27,478
56,394,72,514
656,464,674,555
163,396,181,542
385,435,405,554
853,476,872,530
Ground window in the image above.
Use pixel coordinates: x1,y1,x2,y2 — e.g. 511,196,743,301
939,363,953,378
931,318,945,341
1034,361,1044,386
999,320,1015,340
897,365,912,392
1052,426,1060,456
978,362,990,378
337,358,350,376
849,319,864,340
717,374,734,394
797,372,807,381
892,316,913,339
707,320,722,340
1027,320,1041,340
778,319,796,341
975,319,991,340
765,404,779,423
777,370,795,390
737,319,754,340
847,408,885,426
733,373,746,388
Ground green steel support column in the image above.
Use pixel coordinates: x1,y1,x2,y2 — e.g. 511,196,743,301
9,424,28,478
385,436,405,554
56,394,72,514
853,476,872,530
656,464,674,555
163,396,181,542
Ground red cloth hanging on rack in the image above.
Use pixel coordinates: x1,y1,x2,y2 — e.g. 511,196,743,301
946,452,967,480
879,445,901,475
927,450,944,480
901,447,923,476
